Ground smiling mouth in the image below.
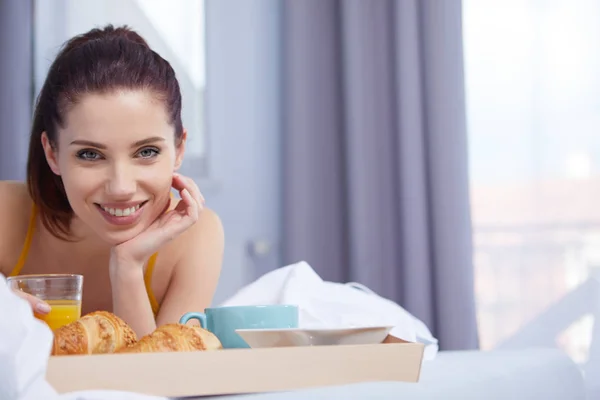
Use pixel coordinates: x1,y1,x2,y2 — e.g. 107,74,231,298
94,201,148,217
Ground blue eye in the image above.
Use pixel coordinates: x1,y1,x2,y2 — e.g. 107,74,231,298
76,150,102,160
137,147,160,159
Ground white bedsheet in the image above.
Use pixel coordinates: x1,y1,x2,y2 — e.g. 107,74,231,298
189,348,586,400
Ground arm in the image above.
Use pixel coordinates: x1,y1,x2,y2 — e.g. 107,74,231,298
155,208,224,327
108,174,220,337
109,209,224,337
109,255,157,338
0,181,53,316
0,181,32,277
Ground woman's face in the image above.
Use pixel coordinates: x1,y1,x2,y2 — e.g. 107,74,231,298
42,90,185,245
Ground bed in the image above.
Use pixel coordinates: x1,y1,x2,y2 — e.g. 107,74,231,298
192,348,587,400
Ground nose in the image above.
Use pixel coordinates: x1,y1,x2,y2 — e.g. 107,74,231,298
105,161,137,199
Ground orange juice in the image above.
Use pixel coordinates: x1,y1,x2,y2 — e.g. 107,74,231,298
34,300,82,331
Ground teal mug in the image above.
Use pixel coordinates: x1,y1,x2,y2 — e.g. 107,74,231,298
179,305,299,348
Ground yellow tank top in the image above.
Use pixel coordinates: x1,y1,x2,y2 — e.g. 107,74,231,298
8,203,161,316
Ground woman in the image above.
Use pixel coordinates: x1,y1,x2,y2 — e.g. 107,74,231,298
0,25,224,338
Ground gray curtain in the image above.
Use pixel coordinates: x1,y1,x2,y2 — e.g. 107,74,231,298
0,0,33,181
281,0,478,350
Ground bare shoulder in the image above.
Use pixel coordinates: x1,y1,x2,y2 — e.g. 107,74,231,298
188,207,224,246
178,207,225,261
0,180,31,204
0,181,35,275
172,206,224,288
156,205,224,275
153,206,225,324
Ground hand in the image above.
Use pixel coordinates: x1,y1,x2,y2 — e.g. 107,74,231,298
111,173,205,268
12,289,51,315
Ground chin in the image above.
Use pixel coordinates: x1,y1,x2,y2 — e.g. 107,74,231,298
96,226,145,246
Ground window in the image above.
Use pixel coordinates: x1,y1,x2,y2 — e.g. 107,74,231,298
464,0,600,364
33,0,208,177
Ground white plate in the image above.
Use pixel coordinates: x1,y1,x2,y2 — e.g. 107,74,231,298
235,326,394,348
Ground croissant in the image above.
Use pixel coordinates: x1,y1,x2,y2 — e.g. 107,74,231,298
51,311,137,356
117,323,222,353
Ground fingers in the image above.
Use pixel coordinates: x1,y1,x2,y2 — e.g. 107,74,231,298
172,174,205,221
173,173,205,206
157,190,199,242
12,290,51,315
180,188,199,220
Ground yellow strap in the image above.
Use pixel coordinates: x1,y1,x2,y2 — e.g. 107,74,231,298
144,252,160,316
10,203,37,277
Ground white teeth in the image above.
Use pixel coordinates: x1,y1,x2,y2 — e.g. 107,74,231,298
101,204,141,217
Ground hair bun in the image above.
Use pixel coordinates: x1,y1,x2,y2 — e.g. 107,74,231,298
104,24,150,47
63,24,150,53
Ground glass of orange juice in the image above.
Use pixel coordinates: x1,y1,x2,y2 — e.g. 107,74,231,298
7,274,83,331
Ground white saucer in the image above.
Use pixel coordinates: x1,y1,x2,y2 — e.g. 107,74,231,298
235,326,394,348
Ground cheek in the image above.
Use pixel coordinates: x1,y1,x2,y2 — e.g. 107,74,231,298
60,169,102,200
139,164,174,193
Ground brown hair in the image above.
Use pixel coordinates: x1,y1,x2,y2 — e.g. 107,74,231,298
26,24,184,240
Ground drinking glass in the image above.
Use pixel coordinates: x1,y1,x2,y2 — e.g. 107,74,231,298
7,274,83,330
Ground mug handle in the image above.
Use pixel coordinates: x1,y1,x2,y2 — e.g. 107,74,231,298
179,312,207,329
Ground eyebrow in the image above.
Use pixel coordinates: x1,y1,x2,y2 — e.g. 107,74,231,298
69,137,166,149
